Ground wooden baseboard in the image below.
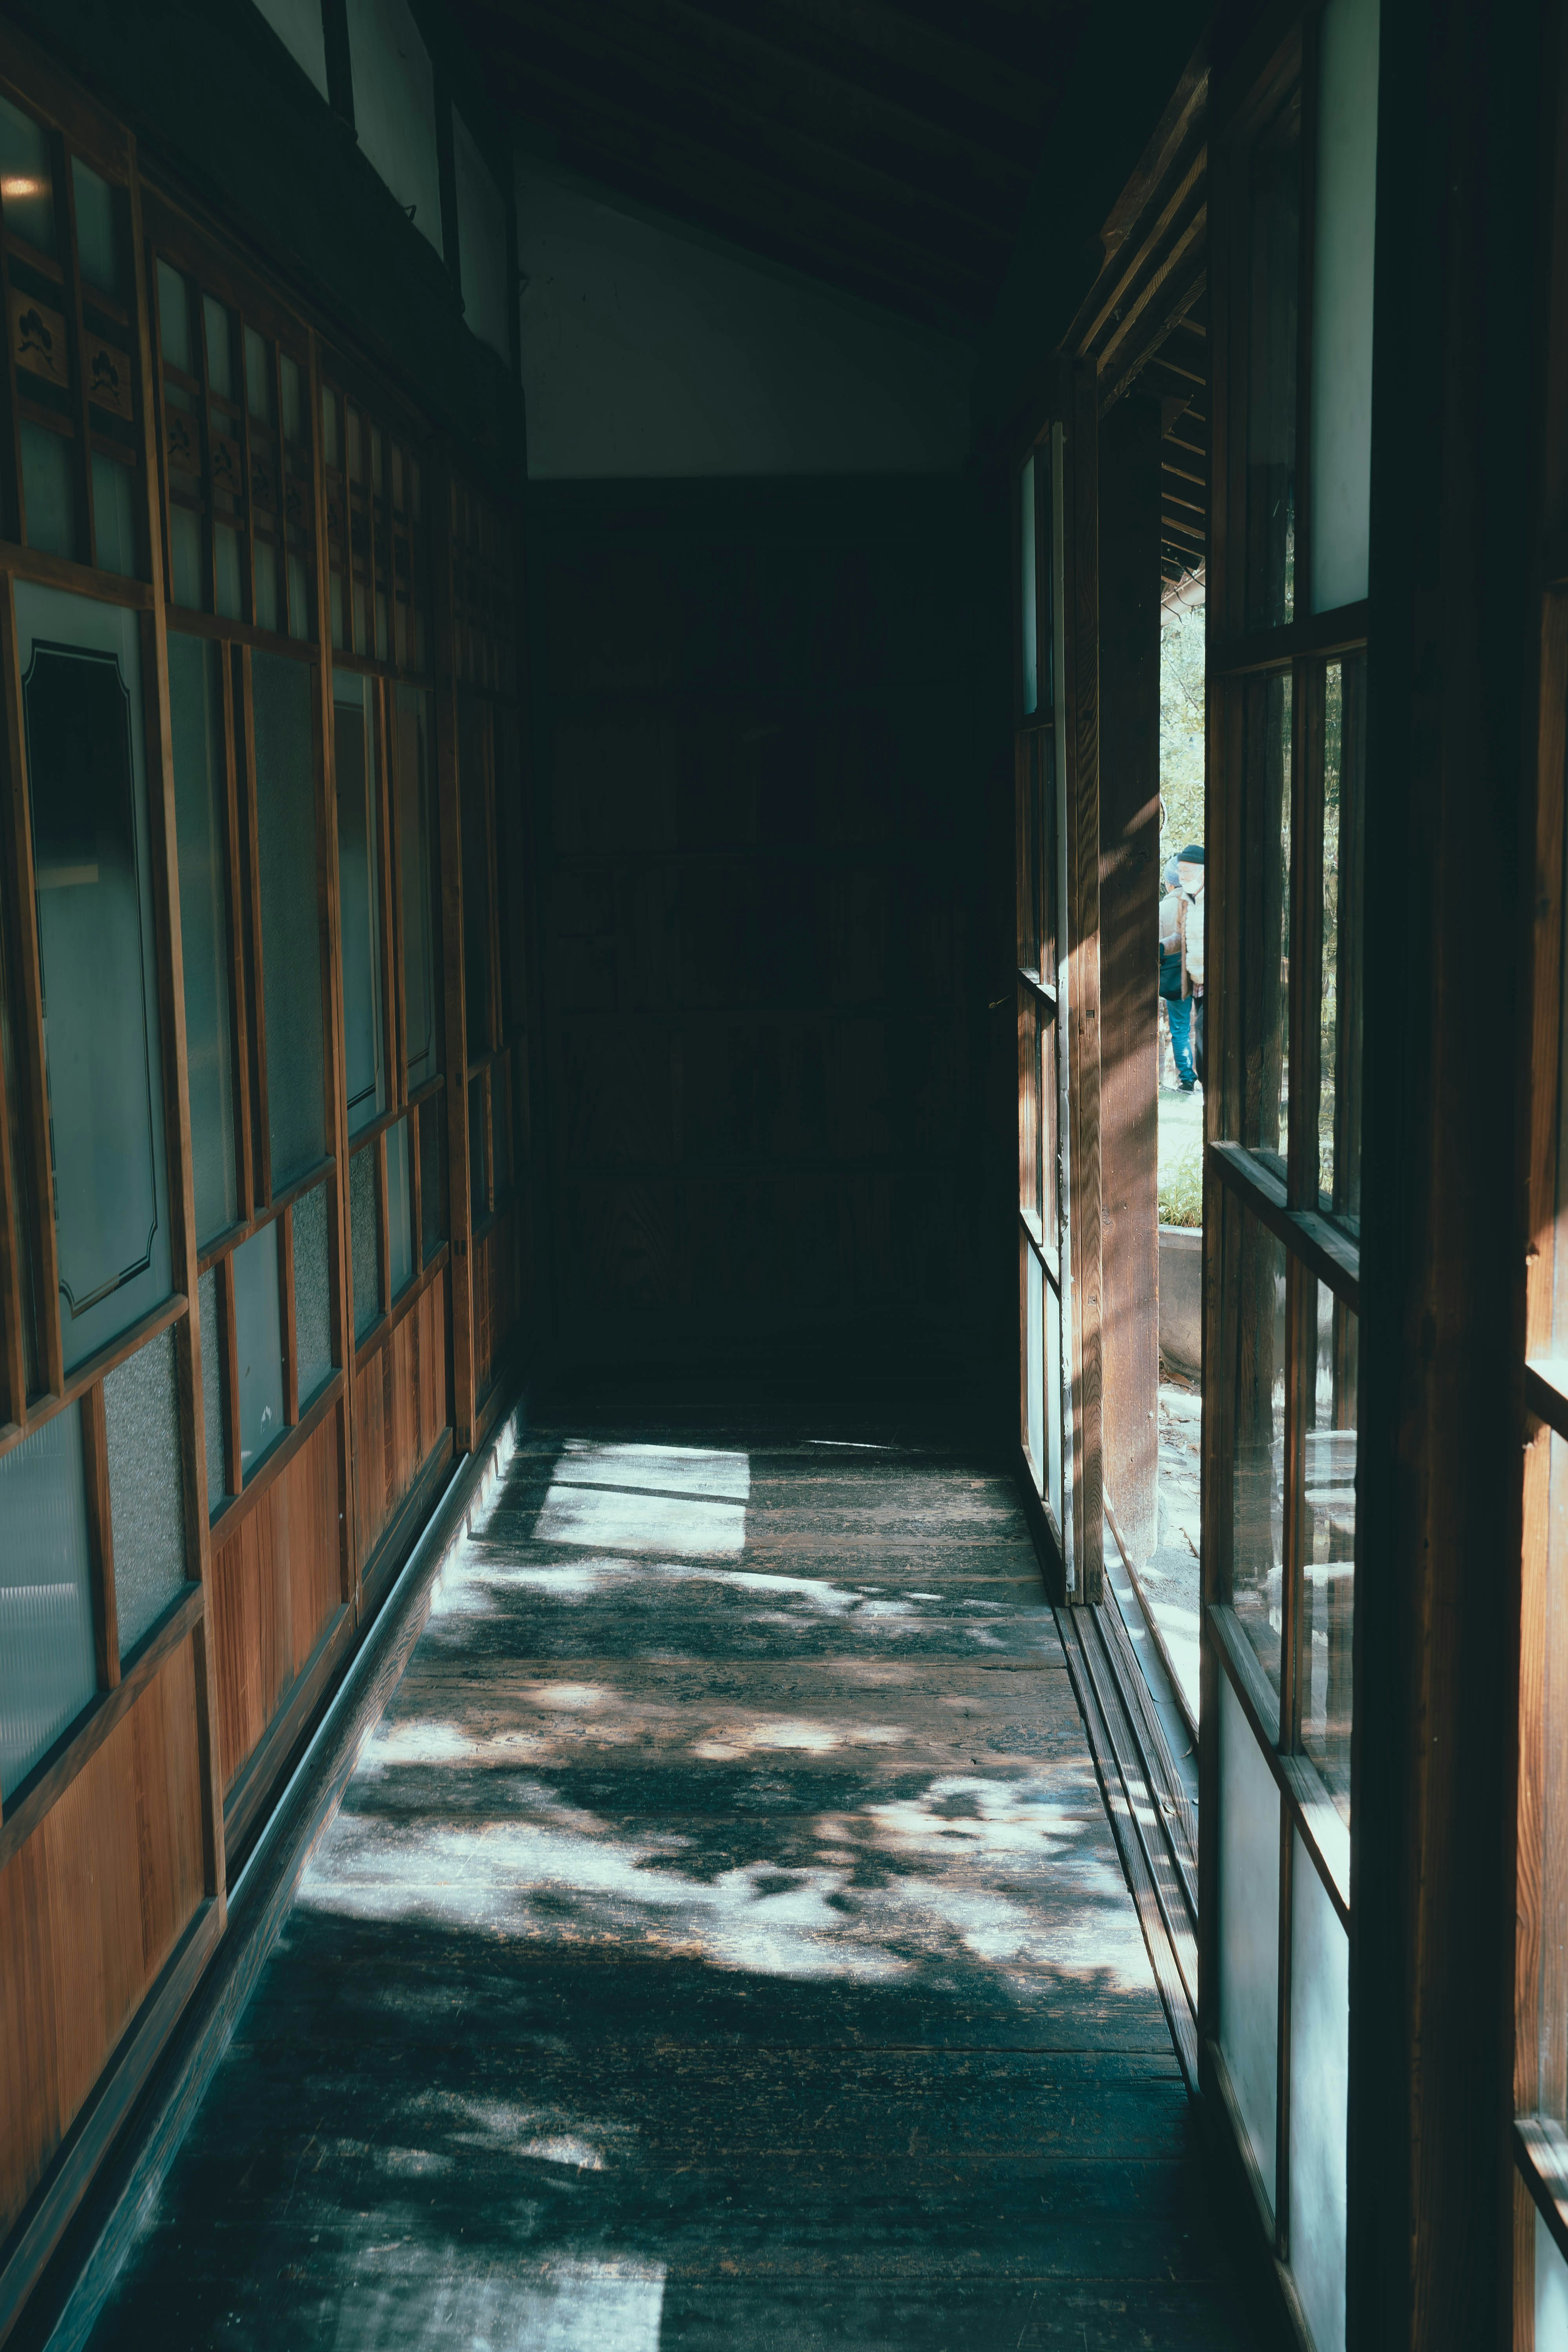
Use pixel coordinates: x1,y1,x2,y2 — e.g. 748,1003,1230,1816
0,1898,221,2349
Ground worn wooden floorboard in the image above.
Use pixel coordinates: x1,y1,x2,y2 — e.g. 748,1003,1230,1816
85,1420,1255,2350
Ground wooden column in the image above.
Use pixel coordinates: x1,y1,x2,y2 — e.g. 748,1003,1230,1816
1348,0,1551,2344
1096,391,1163,1566
1064,358,1105,1605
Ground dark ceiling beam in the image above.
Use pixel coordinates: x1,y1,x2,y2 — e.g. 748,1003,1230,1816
710,0,1071,130
514,69,997,327
463,0,1029,255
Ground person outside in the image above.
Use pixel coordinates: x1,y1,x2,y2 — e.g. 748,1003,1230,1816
1157,846,1205,1089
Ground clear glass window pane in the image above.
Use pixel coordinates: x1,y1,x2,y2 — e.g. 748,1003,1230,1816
1228,1208,1287,1693
281,356,301,445
1301,1287,1357,1820
1219,1673,1281,2216
396,687,440,1091
214,524,243,621
1319,655,1365,1227
293,1176,335,1405
103,1325,187,1657
169,632,237,1245
387,1114,413,1301
1047,1273,1063,1532
91,452,136,581
287,551,311,644
0,1404,94,1797
232,1218,284,1481
254,539,279,635
419,1095,444,1264
0,95,56,254
19,584,172,1369
350,1143,381,1341
198,1263,226,1509
170,504,203,610
20,423,76,561
1024,1237,1044,1495
1246,86,1301,629
244,324,273,423
202,294,234,399
1018,989,1040,1225
1242,670,1292,1174
253,649,326,1188
1288,1835,1349,2352
333,673,385,1135
71,159,121,300
157,259,192,374
1310,0,1379,615
1020,453,1038,717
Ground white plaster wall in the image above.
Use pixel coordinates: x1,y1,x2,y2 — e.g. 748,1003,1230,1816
346,0,441,252
517,160,973,479
456,111,510,363
252,0,328,99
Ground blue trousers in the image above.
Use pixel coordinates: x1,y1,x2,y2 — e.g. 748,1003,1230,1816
1165,992,1195,1085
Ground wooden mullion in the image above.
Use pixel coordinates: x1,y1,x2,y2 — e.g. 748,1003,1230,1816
219,637,254,1225
56,129,98,570
236,641,270,1205
80,1379,120,1690
1279,1252,1310,1760
1209,1139,1361,1309
386,679,409,1106
279,1198,297,1425
194,279,217,617
0,1291,187,1465
0,571,62,1397
484,713,504,1065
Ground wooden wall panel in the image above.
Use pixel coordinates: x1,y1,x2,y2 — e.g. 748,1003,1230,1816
354,1267,452,1564
473,1208,521,1405
208,1411,343,1793
0,1636,203,2235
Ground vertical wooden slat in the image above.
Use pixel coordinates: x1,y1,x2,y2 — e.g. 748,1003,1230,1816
1063,356,1103,1607
0,571,62,1400
433,448,474,1455
128,135,225,1915
81,1380,120,1690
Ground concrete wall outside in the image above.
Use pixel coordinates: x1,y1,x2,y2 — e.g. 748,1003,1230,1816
1159,1224,1202,1376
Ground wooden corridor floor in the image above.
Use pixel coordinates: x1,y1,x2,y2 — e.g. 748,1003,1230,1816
83,1418,1256,2351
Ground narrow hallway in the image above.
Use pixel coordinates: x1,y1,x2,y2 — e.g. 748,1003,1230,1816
83,1418,1253,2351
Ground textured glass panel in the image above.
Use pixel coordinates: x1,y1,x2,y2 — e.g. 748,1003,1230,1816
281,355,302,445
469,1073,487,1222
19,584,172,1369
1319,656,1366,1229
21,423,75,560
1229,1209,1287,1692
1242,671,1292,1173
0,95,56,253
459,699,492,1054
1024,1237,1043,1497
104,1325,187,1657
1219,1674,1280,2215
232,1219,284,1481
244,325,272,423
170,504,202,610
334,673,385,1135
157,260,192,373
169,632,237,1245
396,688,440,1089
1246,90,1300,629
254,539,279,635
321,385,339,468
387,1115,413,1300
419,1096,443,1263
350,1144,381,1340
287,552,310,644
203,295,234,398
1047,1274,1063,1535
293,1176,334,1405
1288,1836,1348,2352
72,159,121,298
199,1263,225,1508
1019,453,1038,717
1302,1290,1357,1822
1539,2205,1568,2352
0,1404,94,1798
253,649,325,1187
1311,0,1379,615
214,525,243,621
92,452,136,579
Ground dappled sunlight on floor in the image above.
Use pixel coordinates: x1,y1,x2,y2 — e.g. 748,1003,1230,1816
86,1422,1256,2352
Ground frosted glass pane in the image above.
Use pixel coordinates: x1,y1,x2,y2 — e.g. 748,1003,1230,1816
351,1145,381,1341
334,673,385,1135
157,261,191,373
92,453,136,579
1025,1243,1043,1494
1539,2205,1568,2351
1231,1210,1287,1692
387,1115,413,1300
232,1219,284,1481
21,423,75,559
104,1325,187,1657
294,1178,334,1405
203,296,234,399
0,94,56,254
199,1264,226,1508
254,538,279,635
72,159,121,299
1047,1274,1063,1532
1219,1674,1280,2216
1020,454,1038,716
244,325,272,423
419,1096,443,1262
395,687,440,1091
1288,1834,1348,2352
214,524,243,621
170,505,202,610
0,1405,95,1798
18,584,172,1369
169,632,237,1244
253,650,325,1187
1311,0,1379,614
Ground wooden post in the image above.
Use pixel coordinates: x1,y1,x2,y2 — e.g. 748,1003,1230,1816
1096,390,1163,1566
1064,358,1105,1606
